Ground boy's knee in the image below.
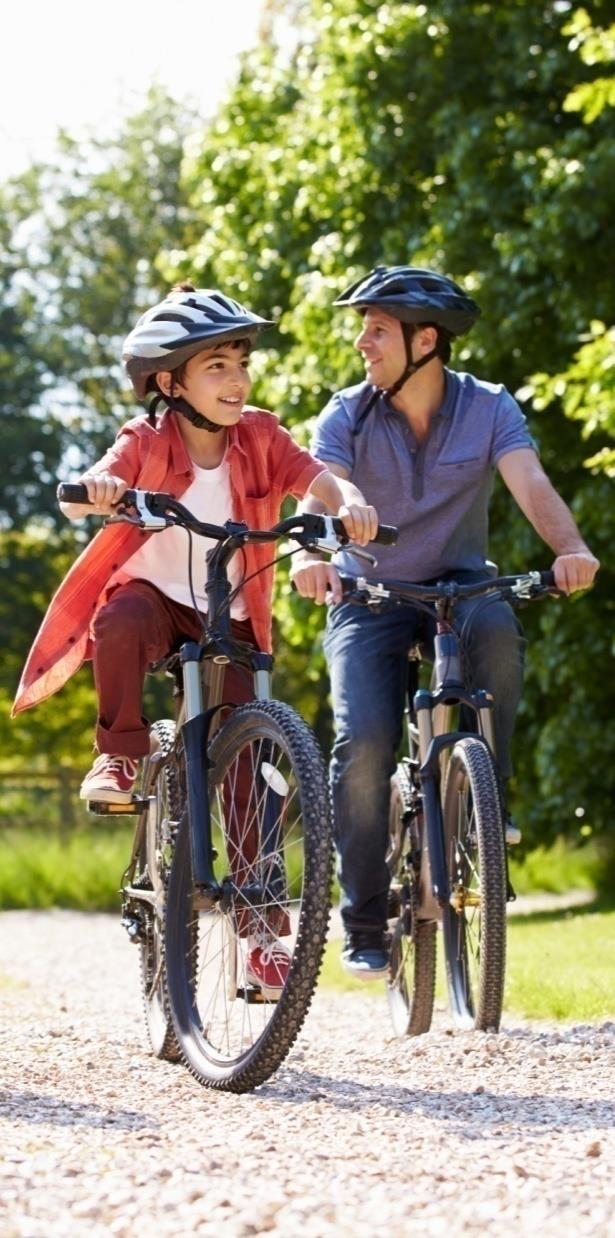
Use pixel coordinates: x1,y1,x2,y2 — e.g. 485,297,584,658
94,586,157,640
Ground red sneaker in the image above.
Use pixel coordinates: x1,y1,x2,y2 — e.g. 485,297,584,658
79,754,139,804
246,930,291,1001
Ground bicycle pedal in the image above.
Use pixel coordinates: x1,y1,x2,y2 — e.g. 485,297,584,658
87,799,149,816
121,914,146,944
236,986,270,1005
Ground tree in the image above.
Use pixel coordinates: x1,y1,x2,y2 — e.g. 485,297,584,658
2,88,198,761
1,86,199,529
173,0,614,850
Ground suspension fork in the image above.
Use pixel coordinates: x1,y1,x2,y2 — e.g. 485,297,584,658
249,652,287,899
180,642,219,899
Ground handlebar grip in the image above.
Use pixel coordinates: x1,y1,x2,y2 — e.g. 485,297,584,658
540,570,557,589
57,482,91,504
373,524,398,546
329,516,398,546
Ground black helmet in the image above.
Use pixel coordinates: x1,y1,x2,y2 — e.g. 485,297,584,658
334,266,481,336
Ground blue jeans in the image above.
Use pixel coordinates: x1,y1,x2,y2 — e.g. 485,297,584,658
323,576,526,934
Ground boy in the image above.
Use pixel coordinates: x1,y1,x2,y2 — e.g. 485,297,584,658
14,282,376,825
14,282,378,995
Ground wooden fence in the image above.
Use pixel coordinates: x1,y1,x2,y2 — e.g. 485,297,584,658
0,768,84,831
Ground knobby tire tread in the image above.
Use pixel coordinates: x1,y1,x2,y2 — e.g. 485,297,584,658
165,699,334,1092
138,719,183,1062
388,764,436,1036
442,737,506,1032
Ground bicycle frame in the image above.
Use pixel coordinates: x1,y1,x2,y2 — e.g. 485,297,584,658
167,530,277,903
346,570,555,913
410,609,498,911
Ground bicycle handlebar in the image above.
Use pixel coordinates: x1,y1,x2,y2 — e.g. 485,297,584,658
339,569,559,604
56,483,398,549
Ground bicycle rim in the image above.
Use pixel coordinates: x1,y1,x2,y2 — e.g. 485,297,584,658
135,720,182,1062
386,765,436,1036
441,737,506,1031
165,700,333,1091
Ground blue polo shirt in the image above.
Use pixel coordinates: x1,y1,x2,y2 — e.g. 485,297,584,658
311,369,537,582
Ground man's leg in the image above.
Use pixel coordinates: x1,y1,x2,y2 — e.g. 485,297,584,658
454,594,526,783
324,601,420,945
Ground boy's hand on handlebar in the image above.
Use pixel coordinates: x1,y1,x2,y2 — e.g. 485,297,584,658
337,502,379,547
290,555,343,605
79,472,129,513
552,550,599,594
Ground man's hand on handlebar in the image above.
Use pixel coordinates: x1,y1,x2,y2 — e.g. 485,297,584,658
552,550,600,595
290,555,343,605
336,501,379,548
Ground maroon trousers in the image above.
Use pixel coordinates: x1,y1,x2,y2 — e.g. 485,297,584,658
93,581,287,934
92,580,254,757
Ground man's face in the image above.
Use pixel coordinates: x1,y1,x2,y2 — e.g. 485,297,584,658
354,308,408,389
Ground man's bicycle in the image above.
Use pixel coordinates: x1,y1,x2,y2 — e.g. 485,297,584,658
58,482,395,1092
340,570,558,1036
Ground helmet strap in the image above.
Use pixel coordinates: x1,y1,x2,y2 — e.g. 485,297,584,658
146,388,225,433
386,322,438,399
169,393,225,433
352,328,439,436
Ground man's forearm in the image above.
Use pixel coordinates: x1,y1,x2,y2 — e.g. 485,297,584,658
521,474,590,555
308,471,368,514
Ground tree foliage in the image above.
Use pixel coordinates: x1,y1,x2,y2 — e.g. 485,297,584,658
173,0,614,848
1,88,197,758
2,7,613,855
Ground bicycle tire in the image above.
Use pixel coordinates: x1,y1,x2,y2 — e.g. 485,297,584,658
441,737,506,1032
165,699,333,1092
386,763,436,1036
135,719,183,1062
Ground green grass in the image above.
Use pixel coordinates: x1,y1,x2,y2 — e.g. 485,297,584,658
319,903,615,1022
508,837,601,895
1,828,612,1023
0,827,132,911
504,904,615,1021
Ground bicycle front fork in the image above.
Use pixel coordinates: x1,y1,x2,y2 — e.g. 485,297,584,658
180,642,274,896
414,685,496,907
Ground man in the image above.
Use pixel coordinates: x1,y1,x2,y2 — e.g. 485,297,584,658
290,265,599,979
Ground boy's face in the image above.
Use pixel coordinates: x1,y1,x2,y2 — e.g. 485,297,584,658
157,340,252,426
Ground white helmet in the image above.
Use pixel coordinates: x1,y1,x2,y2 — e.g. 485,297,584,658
123,287,274,399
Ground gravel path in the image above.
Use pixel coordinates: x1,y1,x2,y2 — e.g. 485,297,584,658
0,910,613,1237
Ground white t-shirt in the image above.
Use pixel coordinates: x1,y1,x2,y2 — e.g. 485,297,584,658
118,457,249,619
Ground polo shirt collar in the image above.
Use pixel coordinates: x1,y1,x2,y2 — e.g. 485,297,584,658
381,368,456,420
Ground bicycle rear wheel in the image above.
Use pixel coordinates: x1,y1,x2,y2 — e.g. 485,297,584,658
165,699,333,1092
441,737,506,1031
131,720,183,1062
386,763,436,1036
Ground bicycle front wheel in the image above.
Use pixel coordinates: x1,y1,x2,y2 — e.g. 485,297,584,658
165,700,333,1092
441,737,507,1031
386,764,436,1037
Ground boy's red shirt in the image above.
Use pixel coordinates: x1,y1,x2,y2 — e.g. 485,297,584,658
13,408,326,716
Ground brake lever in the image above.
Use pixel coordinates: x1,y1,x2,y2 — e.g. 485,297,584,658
346,545,378,568
107,493,169,531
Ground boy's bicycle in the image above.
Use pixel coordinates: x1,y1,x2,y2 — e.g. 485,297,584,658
340,569,558,1036
58,482,395,1092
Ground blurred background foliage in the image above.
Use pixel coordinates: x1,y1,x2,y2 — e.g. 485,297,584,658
1,2,613,867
